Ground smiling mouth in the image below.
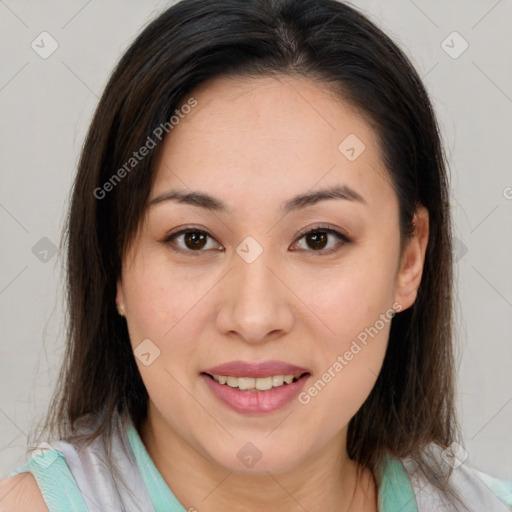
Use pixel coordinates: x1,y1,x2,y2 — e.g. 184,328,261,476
202,372,310,392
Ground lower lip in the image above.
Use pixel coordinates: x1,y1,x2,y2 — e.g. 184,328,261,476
201,374,310,414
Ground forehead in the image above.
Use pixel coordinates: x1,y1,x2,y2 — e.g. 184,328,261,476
151,74,395,216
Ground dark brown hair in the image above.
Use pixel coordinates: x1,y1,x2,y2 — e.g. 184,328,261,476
32,0,461,505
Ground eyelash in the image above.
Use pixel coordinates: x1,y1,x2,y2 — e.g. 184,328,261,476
162,224,352,256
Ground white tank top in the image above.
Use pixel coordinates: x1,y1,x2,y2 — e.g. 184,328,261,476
9,411,512,511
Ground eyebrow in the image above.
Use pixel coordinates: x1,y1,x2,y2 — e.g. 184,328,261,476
149,184,366,214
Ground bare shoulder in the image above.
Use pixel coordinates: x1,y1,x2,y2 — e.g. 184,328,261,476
0,473,47,512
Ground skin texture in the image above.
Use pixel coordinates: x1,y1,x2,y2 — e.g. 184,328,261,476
116,75,429,512
0,473,48,512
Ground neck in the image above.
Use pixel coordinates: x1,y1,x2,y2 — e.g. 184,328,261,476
139,403,377,512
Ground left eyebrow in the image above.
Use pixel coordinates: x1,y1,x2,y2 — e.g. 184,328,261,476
148,184,367,213
281,185,367,213
149,189,228,211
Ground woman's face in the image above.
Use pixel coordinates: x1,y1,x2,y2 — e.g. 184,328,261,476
117,75,428,474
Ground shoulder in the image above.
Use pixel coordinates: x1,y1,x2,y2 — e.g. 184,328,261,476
402,444,512,511
0,473,47,512
472,468,512,509
1,445,89,511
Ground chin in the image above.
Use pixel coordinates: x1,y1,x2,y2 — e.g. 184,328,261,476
205,442,307,476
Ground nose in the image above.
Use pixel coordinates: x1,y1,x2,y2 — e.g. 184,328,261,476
215,251,295,344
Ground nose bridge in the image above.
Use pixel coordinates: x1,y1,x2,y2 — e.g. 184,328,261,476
235,253,275,304
216,242,294,342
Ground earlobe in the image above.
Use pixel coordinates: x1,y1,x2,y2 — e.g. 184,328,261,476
116,281,125,316
394,206,429,311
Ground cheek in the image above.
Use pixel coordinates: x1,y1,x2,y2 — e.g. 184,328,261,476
123,250,213,343
298,309,391,433
122,249,227,400
301,256,396,348
292,254,395,419
122,258,213,416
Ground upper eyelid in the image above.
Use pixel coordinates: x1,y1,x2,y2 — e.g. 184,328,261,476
295,224,349,240
165,225,349,250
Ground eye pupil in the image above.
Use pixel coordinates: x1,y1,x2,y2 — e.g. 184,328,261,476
185,231,207,250
307,232,328,250
170,228,341,254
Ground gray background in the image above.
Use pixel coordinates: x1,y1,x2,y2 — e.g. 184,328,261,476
1,0,511,480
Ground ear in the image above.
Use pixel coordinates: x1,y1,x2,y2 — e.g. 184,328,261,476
116,280,125,309
393,205,429,311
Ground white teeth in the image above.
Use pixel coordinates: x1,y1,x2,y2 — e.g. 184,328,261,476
255,376,273,391
211,373,302,391
226,376,238,387
272,375,284,387
237,377,255,390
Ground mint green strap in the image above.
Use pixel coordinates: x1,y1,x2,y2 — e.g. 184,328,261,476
127,422,422,512
377,456,419,512
126,423,187,512
475,470,512,509
8,451,89,512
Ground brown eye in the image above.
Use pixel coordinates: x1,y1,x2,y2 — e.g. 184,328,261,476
183,231,208,250
292,226,351,255
164,228,223,253
305,231,329,250
164,225,350,256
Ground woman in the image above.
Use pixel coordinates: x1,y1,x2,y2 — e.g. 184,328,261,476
1,0,511,510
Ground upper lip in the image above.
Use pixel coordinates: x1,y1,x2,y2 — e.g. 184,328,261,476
202,360,311,378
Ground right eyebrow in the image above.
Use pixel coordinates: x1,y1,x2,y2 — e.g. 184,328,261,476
148,184,367,214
